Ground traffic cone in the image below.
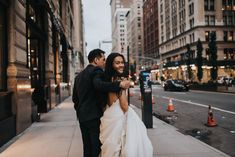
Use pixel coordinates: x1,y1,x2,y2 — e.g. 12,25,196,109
205,105,217,127
167,98,174,112
152,95,155,104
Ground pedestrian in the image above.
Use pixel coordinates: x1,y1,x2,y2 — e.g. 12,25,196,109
32,81,46,121
72,49,130,157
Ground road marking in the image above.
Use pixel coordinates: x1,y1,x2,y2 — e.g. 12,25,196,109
172,92,186,94
191,90,235,96
161,96,235,115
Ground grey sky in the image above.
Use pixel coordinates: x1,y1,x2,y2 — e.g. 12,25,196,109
82,0,112,55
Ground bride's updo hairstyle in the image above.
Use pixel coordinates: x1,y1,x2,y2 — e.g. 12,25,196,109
104,52,128,82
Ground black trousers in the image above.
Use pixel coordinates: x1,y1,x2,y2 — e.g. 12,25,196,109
80,119,101,157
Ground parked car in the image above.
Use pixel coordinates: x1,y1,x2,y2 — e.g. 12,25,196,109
163,79,189,91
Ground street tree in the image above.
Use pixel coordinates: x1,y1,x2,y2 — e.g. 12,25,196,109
196,39,203,82
208,32,218,82
186,44,193,81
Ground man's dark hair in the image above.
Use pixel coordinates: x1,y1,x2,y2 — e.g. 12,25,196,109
88,49,105,63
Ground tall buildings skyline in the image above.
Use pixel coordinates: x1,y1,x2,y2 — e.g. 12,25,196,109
110,0,234,82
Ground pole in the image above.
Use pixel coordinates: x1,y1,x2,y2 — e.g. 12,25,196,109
127,45,130,106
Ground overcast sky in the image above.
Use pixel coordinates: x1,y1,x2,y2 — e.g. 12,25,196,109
82,0,112,56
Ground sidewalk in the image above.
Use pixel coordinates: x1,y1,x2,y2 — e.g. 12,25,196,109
0,97,230,157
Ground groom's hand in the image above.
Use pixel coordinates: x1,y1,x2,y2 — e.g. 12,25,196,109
120,80,131,89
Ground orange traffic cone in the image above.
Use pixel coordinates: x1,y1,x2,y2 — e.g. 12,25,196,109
167,98,174,112
152,96,155,104
205,105,217,127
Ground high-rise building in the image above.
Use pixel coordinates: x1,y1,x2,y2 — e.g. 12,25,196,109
110,0,131,59
158,0,235,82
126,0,144,73
143,0,159,70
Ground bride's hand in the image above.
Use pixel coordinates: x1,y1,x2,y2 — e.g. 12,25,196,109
119,79,131,89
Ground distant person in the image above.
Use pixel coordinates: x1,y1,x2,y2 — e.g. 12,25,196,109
100,53,153,157
72,49,130,157
32,82,45,121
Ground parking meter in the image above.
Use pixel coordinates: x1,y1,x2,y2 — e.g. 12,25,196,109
139,71,153,128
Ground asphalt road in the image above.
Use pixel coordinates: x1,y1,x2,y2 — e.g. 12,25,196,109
130,85,235,157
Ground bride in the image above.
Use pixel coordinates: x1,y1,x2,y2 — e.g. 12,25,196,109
100,53,153,157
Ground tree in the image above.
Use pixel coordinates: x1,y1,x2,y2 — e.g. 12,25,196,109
186,44,193,81
208,32,218,82
196,39,203,82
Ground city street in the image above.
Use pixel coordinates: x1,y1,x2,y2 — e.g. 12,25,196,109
130,85,235,157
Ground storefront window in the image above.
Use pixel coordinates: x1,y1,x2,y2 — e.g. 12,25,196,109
0,4,7,91
26,0,46,87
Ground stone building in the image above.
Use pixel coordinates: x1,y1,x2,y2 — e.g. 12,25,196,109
143,0,159,70
0,0,84,146
158,0,235,82
126,0,144,73
110,0,131,59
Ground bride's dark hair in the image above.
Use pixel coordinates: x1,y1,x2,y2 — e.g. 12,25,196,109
104,52,128,82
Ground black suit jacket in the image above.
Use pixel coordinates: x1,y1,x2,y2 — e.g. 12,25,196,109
72,64,121,123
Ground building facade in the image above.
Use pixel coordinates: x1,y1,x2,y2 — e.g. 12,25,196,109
158,0,235,82
126,0,144,73
110,0,131,59
0,0,84,147
143,0,159,70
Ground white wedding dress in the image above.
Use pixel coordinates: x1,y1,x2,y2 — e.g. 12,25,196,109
100,99,153,157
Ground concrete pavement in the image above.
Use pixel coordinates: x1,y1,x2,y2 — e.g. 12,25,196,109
0,97,230,157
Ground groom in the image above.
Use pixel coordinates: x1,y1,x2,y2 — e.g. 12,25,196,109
72,49,130,157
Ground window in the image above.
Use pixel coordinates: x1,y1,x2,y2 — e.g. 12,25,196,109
228,16,233,25
224,48,228,59
160,4,163,13
190,18,194,28
205,15,215,25
0,5,7,91
228,31,234,40
205,15,209,25
189,3,194,15
204,0,208,10
224,31,228,41
206,48,210,60
205,31,210,41
205,0,214,11
160,15,163,23
209,0,215,10
210,15,215,25
224,48,235,60
223,15,227,25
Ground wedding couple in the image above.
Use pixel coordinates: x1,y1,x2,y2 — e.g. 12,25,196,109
72,49,153,157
